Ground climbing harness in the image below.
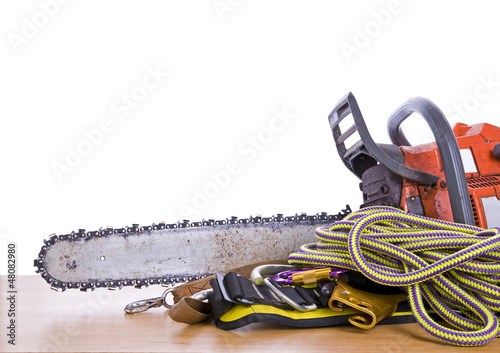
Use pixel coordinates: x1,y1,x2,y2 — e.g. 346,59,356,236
126,206,500,347
208,269,414,330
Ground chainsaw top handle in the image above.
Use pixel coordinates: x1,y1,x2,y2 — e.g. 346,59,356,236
386,97,475,226
328,92,475,226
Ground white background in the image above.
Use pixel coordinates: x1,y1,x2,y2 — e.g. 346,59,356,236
1,0,500,275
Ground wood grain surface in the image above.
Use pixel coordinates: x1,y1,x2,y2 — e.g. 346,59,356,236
1,276,499,352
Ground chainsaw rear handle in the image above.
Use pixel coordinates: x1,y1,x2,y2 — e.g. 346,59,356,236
386,97,475,225
329,92,475,226
329,92,440,185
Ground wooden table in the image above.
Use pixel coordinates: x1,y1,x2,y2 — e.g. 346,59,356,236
1,276,499,352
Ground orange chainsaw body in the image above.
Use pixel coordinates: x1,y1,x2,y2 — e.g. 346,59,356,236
400,123,500,227
329,93,500,228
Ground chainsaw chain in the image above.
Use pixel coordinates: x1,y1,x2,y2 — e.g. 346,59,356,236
34,205,351,291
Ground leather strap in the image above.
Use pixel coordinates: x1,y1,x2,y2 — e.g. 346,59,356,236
168,297,211,324
171,275,216,305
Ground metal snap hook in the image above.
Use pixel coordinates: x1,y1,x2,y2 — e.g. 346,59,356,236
124,288,175,314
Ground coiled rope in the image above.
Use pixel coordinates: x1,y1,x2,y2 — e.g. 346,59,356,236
288,206,500,346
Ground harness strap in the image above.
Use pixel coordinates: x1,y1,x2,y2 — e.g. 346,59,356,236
168,271,323,325
170,275,215,305
167,260,289,324
168,296,211,324
169,260,289,305
216,271,322,308
209,272,414,330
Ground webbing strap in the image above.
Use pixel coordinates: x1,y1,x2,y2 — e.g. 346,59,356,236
213,304,416,330
168,297,211,324
167,276,214,324
169,260,290,305
167,260,289,324
168,271,323,325
170,275,215,305
209,272,415,330
217,271,322,309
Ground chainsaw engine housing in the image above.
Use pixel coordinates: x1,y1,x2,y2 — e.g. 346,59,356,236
396,122,500,228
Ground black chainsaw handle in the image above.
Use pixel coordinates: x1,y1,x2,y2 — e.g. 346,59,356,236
329,92,440,185
386,97,475,226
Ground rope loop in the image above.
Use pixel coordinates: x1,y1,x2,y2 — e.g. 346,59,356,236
288,206,500,346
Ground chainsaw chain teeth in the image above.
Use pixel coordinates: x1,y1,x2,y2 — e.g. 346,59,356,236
34,206,351,291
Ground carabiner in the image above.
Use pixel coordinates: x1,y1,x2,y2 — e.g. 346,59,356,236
124,288,213,314
273,267,347,285
251,264,347,286
124,288,174,314
250,264,317,312
250,264,302,286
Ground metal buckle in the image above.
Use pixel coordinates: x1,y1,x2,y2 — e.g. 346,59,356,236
216,273,255,305
262,277,317,312
328,279,408,329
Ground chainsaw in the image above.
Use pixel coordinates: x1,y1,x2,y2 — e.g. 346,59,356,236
34,92,500,292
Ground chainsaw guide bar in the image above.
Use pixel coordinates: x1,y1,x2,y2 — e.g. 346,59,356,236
34,206,351,291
